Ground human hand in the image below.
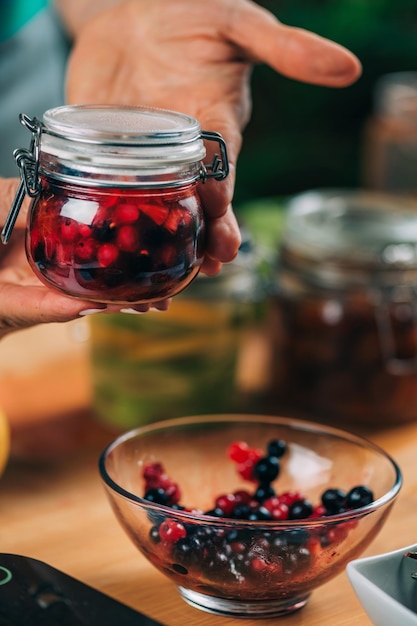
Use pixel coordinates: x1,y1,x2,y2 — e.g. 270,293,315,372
0,179,169,339
65,0,362,274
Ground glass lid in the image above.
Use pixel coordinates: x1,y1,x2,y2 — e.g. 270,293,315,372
39,105,207,172
282,189,417,269
42,104,203,146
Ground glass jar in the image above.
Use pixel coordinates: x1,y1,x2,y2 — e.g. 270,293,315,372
362,72,417,194
89,235,266,430
3,105,228,304
267,189,417,428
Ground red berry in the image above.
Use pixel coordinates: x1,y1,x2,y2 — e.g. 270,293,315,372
311,504,327,518
263,497,289,520
117,224,139,252
97,243,119,267
74,238,96,263
140,201,169,226
163,207,185,233
233,490,252,505
230,541,246,554
78,223,93,238
227,441,250,463
164,483,181,506
248,448,264,464
143,462,164,478
114,203,140,224
271,503,289,521
159,519,187,543
237,459,256,482
215,493,236,517
306,535,321,557
61,219,79,241
250,557,271,573
326,525,349,545
279,491,305,506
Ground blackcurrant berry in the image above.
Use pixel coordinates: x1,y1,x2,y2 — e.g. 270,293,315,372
149,526,161,544
267,439,287,458
247,506,273,521
204,507,226,518
288,499,313,520
232,504,252,520
253,484,276,503
144,487,169,505
346,485,374,509
253,456,280,484
321,488,347,514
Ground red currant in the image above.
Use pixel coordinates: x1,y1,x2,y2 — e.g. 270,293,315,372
140,202,169,225
74,238,96,263
117,224,139,252
114,203,140,224
159,519,187,543
61,219,79,241
215,494,237,517
227,441,250,463
97,243,119,267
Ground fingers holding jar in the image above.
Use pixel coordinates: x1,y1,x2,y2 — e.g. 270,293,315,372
200,204,241,275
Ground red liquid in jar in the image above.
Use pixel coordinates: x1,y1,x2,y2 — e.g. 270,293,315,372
26,180,206,303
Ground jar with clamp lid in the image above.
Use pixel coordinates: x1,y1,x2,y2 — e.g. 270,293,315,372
3,105,229,304
266,189,417,428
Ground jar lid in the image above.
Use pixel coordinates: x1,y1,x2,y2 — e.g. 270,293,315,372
280,189,417,288
39,105,207,184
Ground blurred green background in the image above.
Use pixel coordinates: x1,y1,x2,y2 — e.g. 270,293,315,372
234,0,417,210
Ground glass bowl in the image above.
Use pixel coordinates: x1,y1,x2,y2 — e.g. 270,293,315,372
98,414,402,618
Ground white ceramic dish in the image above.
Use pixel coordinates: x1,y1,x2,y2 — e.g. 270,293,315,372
347,543,417,625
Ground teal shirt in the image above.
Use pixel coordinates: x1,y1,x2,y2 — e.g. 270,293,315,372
0,1,70,176
0,0,48,42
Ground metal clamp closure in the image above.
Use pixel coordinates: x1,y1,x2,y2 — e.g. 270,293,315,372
373,286,417,375
200,130,229,182
2,114,43,244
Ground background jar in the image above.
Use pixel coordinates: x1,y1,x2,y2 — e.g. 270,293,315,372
266,189,417,428
89,234,266,430
5,105,228,304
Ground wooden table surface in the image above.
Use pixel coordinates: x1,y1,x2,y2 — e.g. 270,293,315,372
1,406,416,626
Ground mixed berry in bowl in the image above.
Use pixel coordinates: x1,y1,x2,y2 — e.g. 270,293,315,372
99,414,402,618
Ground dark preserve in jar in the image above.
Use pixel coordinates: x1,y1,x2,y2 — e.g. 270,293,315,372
267,190,417,428
29,181,204,303
5,105,228,304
